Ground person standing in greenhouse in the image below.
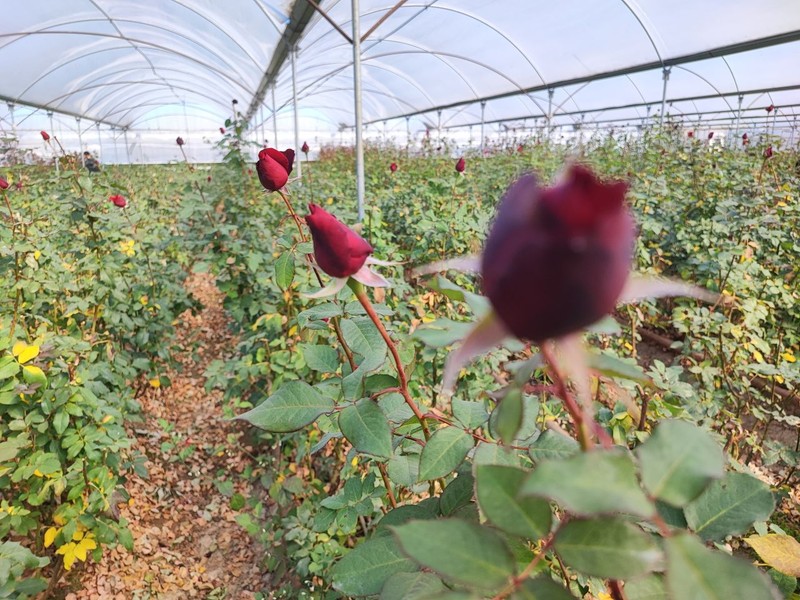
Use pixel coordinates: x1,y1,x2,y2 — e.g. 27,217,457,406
83,151,100,173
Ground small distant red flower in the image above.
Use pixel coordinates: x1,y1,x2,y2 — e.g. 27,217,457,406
109,195,127,208
15,181,23,190
232,99,238,105
176,137,184,146
0,176,8,190
763,145,773,159
390,162,398,173
707,132,714,140
766,104,775,113
207,175,212,182
306,204,373,278
255,148,294,192
301,141,310,154
40,131,50,142
742,133,749,146
455,157,466,173
687,131,694,138
517,144,524,153
219,127,225,135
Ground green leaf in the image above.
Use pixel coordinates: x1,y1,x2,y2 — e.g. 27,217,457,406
491,387,523,445
386,453,419,487
339,399,393,459
665,533,780,600
392,519,515,592
746,534,800,577
637,420,725,506
452,399,489,429
52,410,69,436
298,304,343,328
413,318,475,348
528,431,579,464
379,571,445,600
427,276,490,316
0,356,20,380
510,576,576,599
418,427,474,482
274,251,295,290
341,318,387,372
236,381,334,432
684,472,775,541
554,518,662,580
439,469,475,516
473,442,522,467
476,465,551,541
301,344,340,373
586,351,650,383
332,535,417,596
521,449,654,517
624,574,668,600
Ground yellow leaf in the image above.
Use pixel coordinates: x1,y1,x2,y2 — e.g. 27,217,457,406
53,513,66,526
23,365,47,385
752,350,764,364
747,534,800,577
74,534,97,561
782,352,796,363
56,542,78,570
33,250,41,260
33,469,44,477
13,342,40,364
44,527,59,548
149,378,161,388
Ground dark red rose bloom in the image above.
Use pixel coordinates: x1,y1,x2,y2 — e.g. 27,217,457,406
687,131,694,138
219,127,225,134
232,99,238,104
481,165,633,342
14,181,22,190
390,162,398,173
255,148,295,191
455,157,466,173
40,131,50,141
109,194,127,208
176,136,184,146
766,104,774,113
764,145,773,159
742,133,748,141
306,204,373,278
207,175,212,182
0,176,8,190
301,141,310,154
707,132,714,140
517,144,525,153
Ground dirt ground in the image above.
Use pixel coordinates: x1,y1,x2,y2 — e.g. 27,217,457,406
65,272,269,599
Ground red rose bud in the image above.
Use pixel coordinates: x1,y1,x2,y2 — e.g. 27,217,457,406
455,157,466,173
707,132,714,140
390,162,398,173
109,194,127,208
687,131,694,138
14,181,22,190
517,144,524,153
301,141,309,154
40,131,50,141
306,203,373,278
0,176,8,190
481,165,633,342
255,148,291,191
219,127,225,134
742,133,748,141
232,99,238,104
207,175,212,182
764,145,773,159
176,136,184,146
766,104,774,113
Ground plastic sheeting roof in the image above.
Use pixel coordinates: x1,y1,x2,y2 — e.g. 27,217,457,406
1,1,798,162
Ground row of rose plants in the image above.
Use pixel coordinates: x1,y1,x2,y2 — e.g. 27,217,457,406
191,126,798,598
0,146,201,595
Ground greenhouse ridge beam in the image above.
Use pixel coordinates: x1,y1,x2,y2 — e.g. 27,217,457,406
0,93,122,130
441,83,800,130
364,29,800,125
244,0,318,125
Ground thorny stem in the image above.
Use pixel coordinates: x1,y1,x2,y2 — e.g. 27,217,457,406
350,280,431,440
276,188,357,372
378,463,398,508
609,579,627,600
540,344,595,451
491,531,558,600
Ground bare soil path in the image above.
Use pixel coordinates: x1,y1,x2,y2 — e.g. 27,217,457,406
67,272,268,599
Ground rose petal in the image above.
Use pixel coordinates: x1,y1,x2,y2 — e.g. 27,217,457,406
442,310,510,396
411,255,482,277
302,276,349,299
351,265,391,288
617,274,718,305
365,256,402,267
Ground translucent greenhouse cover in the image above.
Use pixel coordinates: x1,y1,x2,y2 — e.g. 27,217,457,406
1,0,799,163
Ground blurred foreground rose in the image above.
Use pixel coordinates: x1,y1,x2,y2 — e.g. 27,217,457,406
109,195,127,208
455,157,465,173
40,131,50,142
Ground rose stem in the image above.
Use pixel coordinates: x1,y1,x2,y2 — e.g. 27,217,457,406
349,280,430,441
276,189,356,372
540,343,594,451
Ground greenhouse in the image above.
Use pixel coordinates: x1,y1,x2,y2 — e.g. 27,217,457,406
1,1,799,598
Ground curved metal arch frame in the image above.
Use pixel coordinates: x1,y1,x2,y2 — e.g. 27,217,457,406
100,90,231,126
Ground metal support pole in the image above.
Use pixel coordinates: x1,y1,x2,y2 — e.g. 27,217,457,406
437,109,442,141
76,117,84,166
123,128,131,164
47,111,59,173
352,0,365,221
734,94,743,147
7,103,16,139
260,105,266,146
659,67,671,127
291,44,302,180
96,122,102,161
546,88,555,137
111,127,119,164
405,115,410,146
480,100,486,155
271,85,278,148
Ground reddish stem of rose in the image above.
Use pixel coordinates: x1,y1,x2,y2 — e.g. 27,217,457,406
377,463,398,508
351,283,431,440
490,531,558,600
540,344,594,451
